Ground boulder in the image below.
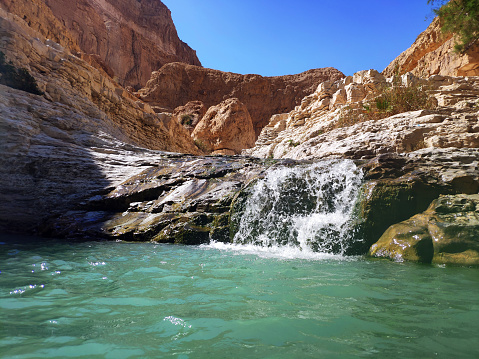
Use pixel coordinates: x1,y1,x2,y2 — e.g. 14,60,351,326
369,194,479,265
191,98,256,155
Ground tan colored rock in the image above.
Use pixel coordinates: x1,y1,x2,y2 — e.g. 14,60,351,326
137,62,345,137
192,98,256,155
246,70,479,161
369,194,479,265
173,101,207,133
0,0,201,89
383,17,479,78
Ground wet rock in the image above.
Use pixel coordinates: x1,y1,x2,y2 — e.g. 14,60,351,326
369,194,479,265
42,155,278,243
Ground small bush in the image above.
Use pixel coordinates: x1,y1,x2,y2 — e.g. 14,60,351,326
194,139,209,152
0,51,43,95
180,114,193,126
336,77,436,129
287,139,300,147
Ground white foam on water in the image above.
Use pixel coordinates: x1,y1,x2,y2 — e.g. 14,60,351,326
228,160,363,256
201,241,354,261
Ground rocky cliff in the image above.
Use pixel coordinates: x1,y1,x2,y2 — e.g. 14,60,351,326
383,18,479,78
137,62,345,137
0,4,201,232
0,0,201,89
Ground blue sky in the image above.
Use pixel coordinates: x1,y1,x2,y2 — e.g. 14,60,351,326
161,0,436,77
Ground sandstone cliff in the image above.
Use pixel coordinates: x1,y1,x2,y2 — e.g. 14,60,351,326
0,0,201,89
383,18,479,78
137,62,345,137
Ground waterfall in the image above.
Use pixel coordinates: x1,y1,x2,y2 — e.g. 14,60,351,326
231,160,363,255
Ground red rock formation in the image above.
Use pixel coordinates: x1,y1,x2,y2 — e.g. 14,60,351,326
383,18,479,78
138,63,345,137
191,98,256,155
39,0,201,89
0,0,81,53
173,101,207,134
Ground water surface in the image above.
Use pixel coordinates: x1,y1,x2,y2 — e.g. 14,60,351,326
1,236,478,358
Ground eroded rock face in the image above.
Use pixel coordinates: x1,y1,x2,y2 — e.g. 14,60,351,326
369,194,479,265
246,71,479,161
41,155,276,244
0,0,201,89
191,98,256,155
0,5,200,232
137,62,345,136
383,18,479,78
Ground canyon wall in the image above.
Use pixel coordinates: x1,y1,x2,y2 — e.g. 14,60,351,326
0,0,201,89
383,18,479,78
137,63,345,137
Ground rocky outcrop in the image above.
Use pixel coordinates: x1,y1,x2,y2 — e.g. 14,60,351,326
0,5,200,232
191,98,256,155
246,70,479,161
137,62,345,137
369,194,479,265
41,155,273,243
173,100,207,134
354,149,479,255
383,18,479,78
0,0,201,89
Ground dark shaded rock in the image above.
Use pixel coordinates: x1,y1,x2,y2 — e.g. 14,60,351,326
369,194,479,265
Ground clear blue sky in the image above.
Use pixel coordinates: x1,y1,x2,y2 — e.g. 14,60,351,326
161,0,436,77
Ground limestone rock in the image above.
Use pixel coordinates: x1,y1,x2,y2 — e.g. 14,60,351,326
192,98,256,155
246,71,479,161
137,62,345,137
383,18,479,78
369,194,479,265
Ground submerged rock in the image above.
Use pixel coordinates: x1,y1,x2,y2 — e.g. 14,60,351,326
369,194,479,265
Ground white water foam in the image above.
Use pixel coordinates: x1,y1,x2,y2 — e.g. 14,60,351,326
201,241,356,261
227,160,363,256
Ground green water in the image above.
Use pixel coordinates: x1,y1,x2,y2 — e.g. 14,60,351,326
1,236,478,358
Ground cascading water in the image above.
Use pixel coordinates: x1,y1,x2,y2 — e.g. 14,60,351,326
231,160,364,255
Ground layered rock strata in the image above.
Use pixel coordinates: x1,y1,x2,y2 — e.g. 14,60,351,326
0,0,201,89
383,18,479,78
246,70,479,160
41,155,277,244
137,62,345,136
0,5,200,232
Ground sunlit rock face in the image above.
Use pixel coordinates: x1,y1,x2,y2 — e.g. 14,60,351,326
0,0,201,89
246,71,479,161
137,62,345,137
383,17,479,78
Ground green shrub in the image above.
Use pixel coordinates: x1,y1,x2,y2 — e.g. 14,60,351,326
0,51,43,95
429,0,479,54
337,76,436,129
194,139,209,152
180,114,193,126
